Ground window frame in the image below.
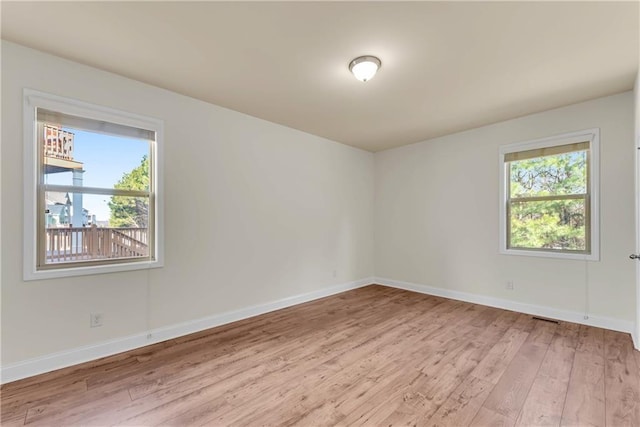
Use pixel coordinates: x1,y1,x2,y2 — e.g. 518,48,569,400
498,128,600,261
23,89,164,280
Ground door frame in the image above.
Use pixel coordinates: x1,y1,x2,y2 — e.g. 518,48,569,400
635,137,640,350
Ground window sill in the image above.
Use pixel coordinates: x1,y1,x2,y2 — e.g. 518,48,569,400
499,248,599,261
24,259,163,281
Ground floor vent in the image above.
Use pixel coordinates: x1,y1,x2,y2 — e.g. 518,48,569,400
532,316,560,324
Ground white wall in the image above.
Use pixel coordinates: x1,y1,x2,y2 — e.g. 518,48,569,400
375,92,636,327
2,40,637,380
1,41,374,369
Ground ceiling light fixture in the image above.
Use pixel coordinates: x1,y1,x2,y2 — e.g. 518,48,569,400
349,55,381,82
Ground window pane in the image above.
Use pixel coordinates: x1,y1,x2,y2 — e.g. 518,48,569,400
42,124,150,191
44,192,149,264
509,151,587,198
509,198,586,251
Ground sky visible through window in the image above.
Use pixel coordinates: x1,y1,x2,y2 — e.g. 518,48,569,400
45,128,149,221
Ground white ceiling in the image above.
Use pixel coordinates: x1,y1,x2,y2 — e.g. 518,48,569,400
2,1,638,152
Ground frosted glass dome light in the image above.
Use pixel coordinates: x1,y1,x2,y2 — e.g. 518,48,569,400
349,56,381,82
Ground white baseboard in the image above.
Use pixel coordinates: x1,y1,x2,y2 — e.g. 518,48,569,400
633,329,640,351
3,276,634,384
375,277,635,334
1,277,373,384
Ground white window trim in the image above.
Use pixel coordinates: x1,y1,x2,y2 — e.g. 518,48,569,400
23,89,164,280
498,128,600,261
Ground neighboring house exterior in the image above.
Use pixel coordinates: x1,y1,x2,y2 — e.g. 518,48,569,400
45,191,92,227
42,124,92,228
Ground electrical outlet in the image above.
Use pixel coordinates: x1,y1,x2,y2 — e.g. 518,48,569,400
90,313,104,328
506,281,514,290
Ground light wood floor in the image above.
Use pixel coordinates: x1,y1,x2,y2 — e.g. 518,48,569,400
2,285,639,426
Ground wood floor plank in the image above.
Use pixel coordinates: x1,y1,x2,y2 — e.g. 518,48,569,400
379,309,513,425
281,360,412,427
24,389,132,426
470,406,516,427
425,376,494,427
480,342,548,421
169,300,481,426
516,322,579,426
511,313,538,333
419,311,521,427
480,321,555,422
114,295,454,426
337,307,510,426
0,377,87,422
268,303,488,427
1,285,636,427
469,326,530,385
96,324,423,424
560,325,606,427
0,413,27,427
125,313,368,401
604,330,640,426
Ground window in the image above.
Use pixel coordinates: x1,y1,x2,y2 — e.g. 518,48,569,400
499,129,599,260
24,89,163,280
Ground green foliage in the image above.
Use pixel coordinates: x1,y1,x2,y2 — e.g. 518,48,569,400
510,152,586,197
108,156,149,228
509,151,587,251
510,199,585,250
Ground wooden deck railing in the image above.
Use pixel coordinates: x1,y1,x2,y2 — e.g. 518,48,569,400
45,226,148,263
